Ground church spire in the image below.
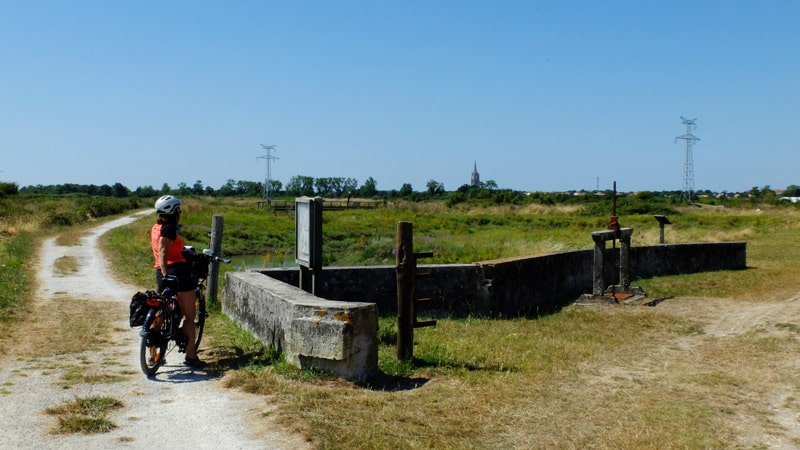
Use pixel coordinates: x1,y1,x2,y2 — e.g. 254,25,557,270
471,161,480,187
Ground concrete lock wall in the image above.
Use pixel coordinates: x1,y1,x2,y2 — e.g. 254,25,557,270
260,242,746,316
224,241,745,378
260,264,492,315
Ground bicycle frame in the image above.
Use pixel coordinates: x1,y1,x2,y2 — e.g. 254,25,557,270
138,247,229,376
140,292,191,377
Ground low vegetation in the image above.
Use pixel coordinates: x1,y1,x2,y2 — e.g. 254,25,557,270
45,396,124,434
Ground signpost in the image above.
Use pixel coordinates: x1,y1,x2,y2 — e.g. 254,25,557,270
295,196,322,294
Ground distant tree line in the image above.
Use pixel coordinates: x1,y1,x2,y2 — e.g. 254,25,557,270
14,175,382,199
8,177,800,210
16,182,131,197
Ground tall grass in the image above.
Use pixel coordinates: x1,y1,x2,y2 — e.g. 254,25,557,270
0,233,35,323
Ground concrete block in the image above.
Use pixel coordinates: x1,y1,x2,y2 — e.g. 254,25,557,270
223,271,378,381
289,317,348,360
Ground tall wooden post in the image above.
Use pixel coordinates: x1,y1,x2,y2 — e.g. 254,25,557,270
396,221,415,361
208,215,224,303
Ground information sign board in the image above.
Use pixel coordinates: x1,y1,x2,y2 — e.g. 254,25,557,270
295,197,322,269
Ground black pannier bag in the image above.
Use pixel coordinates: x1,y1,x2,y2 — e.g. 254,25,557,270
182,246,208,279
129,290,158,327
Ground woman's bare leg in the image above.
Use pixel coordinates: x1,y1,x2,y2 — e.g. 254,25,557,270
177,290,198,359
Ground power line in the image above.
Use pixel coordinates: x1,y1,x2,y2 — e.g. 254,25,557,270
675,117,700,201
257,144,278,201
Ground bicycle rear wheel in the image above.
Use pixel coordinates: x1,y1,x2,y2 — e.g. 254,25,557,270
140,313,168,376
194,290,207,349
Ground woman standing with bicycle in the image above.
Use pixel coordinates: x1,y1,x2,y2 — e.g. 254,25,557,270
151,195,205,369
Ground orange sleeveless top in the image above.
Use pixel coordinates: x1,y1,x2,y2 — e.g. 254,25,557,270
151,223,187,269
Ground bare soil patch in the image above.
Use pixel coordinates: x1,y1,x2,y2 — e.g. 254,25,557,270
590,296,800,449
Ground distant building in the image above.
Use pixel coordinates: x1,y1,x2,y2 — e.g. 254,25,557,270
471,161,480,187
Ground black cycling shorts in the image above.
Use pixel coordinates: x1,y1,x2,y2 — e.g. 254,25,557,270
155,262,196,292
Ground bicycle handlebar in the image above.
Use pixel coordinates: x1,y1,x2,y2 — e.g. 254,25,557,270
202,248,231,264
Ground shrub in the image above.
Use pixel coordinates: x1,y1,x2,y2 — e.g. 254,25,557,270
0,182,19,196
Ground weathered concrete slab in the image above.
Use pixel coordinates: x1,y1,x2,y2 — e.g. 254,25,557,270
223,271,378,381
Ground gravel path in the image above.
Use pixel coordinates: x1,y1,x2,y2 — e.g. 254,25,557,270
0,212,307,449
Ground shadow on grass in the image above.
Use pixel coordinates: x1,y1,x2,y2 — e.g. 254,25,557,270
208,340,433,392
412,354,520,373
357,352,521,392
207,344,279,372
356,370,429,392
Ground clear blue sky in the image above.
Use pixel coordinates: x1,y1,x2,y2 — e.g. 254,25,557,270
1,1,798,193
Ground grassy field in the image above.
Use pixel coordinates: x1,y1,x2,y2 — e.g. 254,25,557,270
6,195,800,448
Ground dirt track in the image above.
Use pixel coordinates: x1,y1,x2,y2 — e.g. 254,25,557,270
0,213,307,449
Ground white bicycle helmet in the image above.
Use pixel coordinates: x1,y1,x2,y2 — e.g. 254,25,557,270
155,195,182,215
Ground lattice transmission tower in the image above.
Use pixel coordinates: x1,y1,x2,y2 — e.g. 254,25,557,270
675,117,700,201
257,144,278,201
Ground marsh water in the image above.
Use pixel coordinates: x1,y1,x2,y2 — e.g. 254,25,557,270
230,253,298,271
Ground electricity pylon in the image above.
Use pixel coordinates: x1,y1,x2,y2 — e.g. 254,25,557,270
675,117,700,201
257,144,278,201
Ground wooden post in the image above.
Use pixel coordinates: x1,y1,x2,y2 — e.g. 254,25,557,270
396,221,415,361
208,215,224,303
